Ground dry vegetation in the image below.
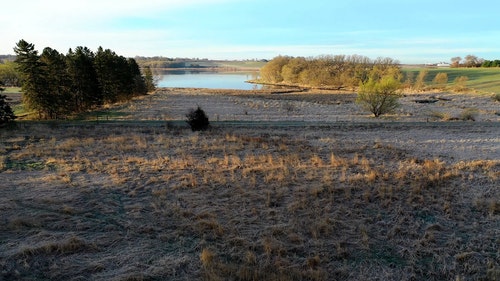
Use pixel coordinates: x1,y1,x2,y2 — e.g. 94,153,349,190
103,88,500,123
1,120,499,280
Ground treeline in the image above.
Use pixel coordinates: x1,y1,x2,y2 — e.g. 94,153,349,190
0,55,16,63
135,57,214,69
134,56,267,69
258,55,401,89
481,60,500,68
450,55,500,68
14,40,155,119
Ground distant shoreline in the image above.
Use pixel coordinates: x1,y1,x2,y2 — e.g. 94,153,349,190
151,67,261,72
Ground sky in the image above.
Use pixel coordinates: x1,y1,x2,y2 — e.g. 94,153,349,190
2,0,500,64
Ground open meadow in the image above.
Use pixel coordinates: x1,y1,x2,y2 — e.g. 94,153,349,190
402,67,500,94
1,87,499,280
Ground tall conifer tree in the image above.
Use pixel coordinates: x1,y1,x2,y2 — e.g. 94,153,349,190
66,47,102,112
40,47,71,118
14,40,48,118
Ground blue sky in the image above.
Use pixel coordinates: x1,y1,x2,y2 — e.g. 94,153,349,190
2,0,500,63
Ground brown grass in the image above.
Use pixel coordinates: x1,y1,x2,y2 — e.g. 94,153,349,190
0,123,498,280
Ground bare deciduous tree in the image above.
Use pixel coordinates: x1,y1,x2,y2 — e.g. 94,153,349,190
450,56,462,67
464,55,479,67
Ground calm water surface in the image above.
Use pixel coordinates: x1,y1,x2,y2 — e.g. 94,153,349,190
157,71,262,90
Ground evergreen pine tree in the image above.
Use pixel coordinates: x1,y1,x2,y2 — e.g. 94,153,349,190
66,47,103,112
94,47,129,103
14,39,48,118
128,58,147,96
40,47,71,118
186,106,209,131
0,82,16,125
14,40,145,117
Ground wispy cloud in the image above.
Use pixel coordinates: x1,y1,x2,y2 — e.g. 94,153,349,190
2,0,499,62
1,0,234,47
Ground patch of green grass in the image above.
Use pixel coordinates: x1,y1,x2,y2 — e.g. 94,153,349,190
73,109,130,121
1,87,27,117
1,158,55,171
403,67,500,93
3,87,22,94
12,104,30,117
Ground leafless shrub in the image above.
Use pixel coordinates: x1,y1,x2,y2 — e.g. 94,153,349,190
459,108,478,121
491,93,500,102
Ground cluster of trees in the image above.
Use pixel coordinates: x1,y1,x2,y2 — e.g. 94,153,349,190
259,55,401,89
481,60,500,68
135,57,213,69
13,40,155,119
0,61,19,86
135,57,267,69
449,55,500,68
451,55,483,67
259,55,407,117
450,55,483,67
0,55,16,63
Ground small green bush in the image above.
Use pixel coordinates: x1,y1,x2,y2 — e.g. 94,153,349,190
186,106,209,131
492,93,500,102
356,76,401,117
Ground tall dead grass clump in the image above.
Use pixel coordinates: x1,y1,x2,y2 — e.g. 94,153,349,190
200,248,215,268
176,173,198,189
351,153,360,165
330,152,347,167
0,155,6,170
365,169,378,183
310,154,323,167
428,111,453,121
21,236,95,256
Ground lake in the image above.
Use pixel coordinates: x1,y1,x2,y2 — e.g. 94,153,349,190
157,70,263,90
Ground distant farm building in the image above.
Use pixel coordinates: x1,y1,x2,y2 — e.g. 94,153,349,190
437,62,450,67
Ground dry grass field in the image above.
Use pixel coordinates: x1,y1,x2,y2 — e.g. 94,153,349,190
1,88,499,280
102,88,500,123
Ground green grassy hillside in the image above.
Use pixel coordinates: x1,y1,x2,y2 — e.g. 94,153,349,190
403,67,500,93
217,60,267,69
